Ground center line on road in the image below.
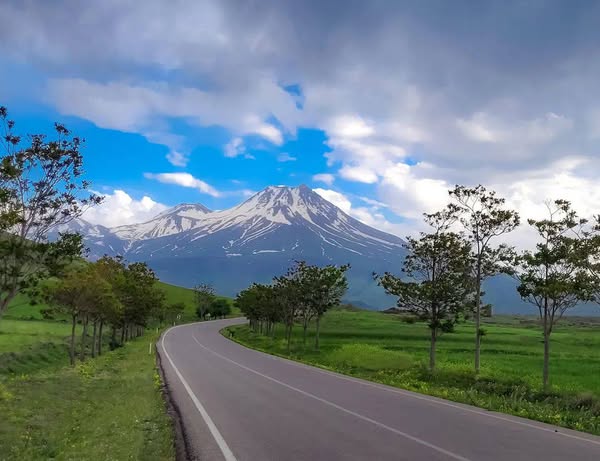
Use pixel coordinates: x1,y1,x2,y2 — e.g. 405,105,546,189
192,333,471,461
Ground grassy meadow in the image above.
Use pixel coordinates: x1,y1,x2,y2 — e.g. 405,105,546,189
0,281,210,461
226,309,600,435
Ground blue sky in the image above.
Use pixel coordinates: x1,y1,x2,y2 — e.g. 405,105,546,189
2,0,600,243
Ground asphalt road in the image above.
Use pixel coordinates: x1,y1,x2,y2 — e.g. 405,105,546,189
158,318,600,461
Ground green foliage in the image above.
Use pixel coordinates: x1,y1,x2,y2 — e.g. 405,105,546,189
208,298,231,319
194,283,215,320
449,184,520,373
515,200,596,390
376,210,472,370
0,106,102,316
237,261,349,351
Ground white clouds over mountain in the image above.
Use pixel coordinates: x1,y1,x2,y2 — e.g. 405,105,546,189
4,0,600,235
82,190,168,228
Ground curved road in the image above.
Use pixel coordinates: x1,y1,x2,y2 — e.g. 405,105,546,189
158,319,600,461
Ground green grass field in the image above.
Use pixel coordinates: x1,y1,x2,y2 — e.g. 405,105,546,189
0,280,213,461
226,309,600,435
157,281,238,321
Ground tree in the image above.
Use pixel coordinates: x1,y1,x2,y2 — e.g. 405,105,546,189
164,302,185,326
45,265,119,365
0,107,102,317
236,283,279,334
208,298,231,319
377,211,472,371
514,200,594,391
120,262,164,340
195,283,215,320
274,264,304,354
449,185,520,373
299,262,349,350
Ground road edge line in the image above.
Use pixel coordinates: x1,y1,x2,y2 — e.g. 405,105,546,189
161,324,237,461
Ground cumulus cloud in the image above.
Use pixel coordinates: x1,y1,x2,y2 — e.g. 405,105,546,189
4,0,600,240
82,189,168,228
224,137,245,158
144,172,221,197
166,150,188,167
313,188,405,237
312,173,335,185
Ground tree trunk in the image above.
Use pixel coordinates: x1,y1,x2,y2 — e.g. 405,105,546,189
91,320,98,358
120,325,125,345
0,287,18,316
70,313,77,366
302,320,308,349
80,314,88,362
98,321,104,356
429,327,437,371
474,259,482,374
543,304,550,391
315,315,321,351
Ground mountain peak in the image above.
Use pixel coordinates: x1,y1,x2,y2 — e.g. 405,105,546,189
112,202,212,241
154,203,212,220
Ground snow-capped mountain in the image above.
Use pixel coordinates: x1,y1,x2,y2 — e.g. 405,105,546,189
112,203,212,242
63,185,407,307
126,185,406,260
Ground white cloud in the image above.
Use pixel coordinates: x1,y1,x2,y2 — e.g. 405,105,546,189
224,137,245,158
312,173,335,185
328,115,375,139
314,188,405,237
339,165,379,184
82,189,168,228
47,78,298,158
251,121,284,145
166,150,188,167
313,188,352,213
5,0,600,245
379,162,451,219
144,172,221,197
277,152,297,162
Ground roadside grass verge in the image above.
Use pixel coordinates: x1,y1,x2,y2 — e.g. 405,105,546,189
0,333,174,461
224,309,600,435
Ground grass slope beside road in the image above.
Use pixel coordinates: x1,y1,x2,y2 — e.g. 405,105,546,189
0,281,210,461
225,309,600,435
0,333,174,461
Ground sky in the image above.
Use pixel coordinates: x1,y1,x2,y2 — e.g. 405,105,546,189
2,0,600,245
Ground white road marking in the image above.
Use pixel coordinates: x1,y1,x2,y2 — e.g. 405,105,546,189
192,333,470,461
161,325,237,461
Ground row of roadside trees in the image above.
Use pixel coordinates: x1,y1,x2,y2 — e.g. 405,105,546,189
377,186,600,391
236,261,349,353
44,256,184,365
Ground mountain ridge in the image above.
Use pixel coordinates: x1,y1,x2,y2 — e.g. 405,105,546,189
68,185,407,308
